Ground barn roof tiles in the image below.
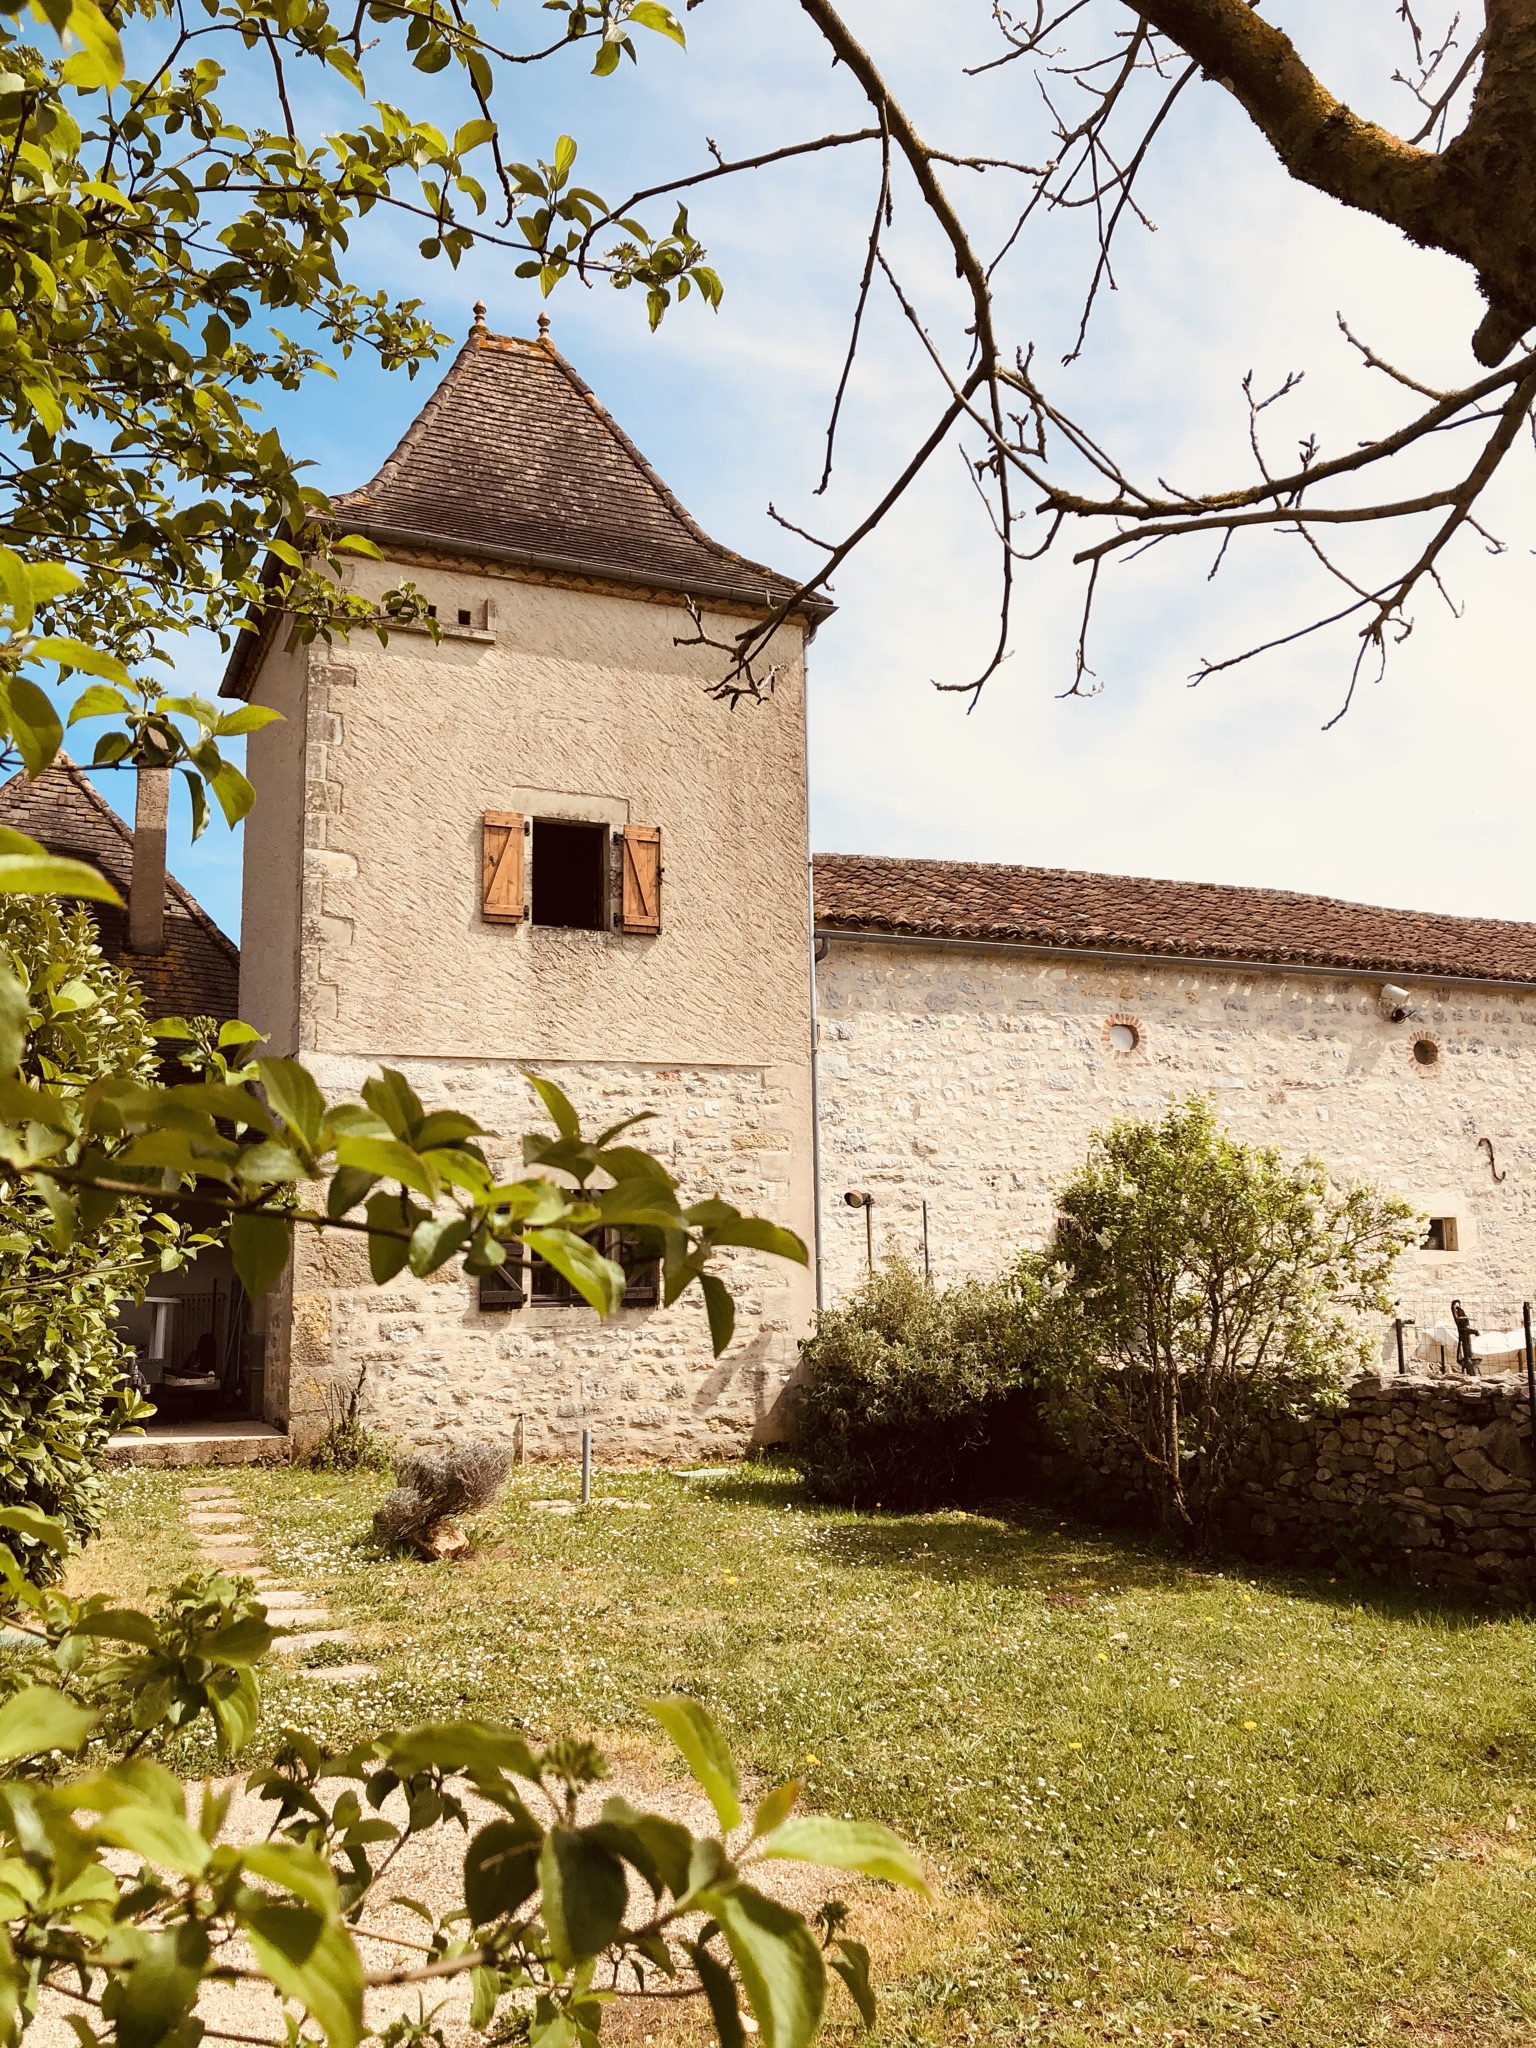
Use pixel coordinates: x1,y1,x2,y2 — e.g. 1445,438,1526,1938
0,762,240,1023
812,852,1536,987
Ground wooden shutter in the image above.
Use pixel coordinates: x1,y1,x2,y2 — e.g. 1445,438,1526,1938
621,824,662,934
481,811,525,923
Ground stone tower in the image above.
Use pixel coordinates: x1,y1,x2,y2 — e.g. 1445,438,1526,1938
220,320,828,1457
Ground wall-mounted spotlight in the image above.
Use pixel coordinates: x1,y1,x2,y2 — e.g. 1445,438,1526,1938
1379,983,1418,1023
844,1189,875,1271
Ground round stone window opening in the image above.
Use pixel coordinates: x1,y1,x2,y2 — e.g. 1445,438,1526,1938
1109,1021,1140,1054
1413,1037,1440,1067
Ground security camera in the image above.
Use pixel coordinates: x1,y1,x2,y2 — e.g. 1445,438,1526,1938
1379,984,1417,1023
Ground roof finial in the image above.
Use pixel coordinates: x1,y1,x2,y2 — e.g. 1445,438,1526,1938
537,310,551,342
471,299,487,335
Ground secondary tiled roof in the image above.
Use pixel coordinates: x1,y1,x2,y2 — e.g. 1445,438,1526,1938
333,324,826,615
812,853,1536,986
0,763,240,1023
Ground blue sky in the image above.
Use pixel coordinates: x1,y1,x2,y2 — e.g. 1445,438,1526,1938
97,1,1536,939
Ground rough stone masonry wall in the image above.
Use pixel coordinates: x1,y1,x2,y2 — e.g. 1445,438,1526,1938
1028,1371,1536,1593
815,938,1536,1311
274,1054,808,1462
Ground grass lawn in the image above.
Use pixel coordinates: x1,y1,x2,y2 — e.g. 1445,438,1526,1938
91,1462,1536,2047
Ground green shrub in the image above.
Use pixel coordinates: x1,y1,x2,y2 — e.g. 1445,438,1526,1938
0,898,202,1576
791,1257,1031,1508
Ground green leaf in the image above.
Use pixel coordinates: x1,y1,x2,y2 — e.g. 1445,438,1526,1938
537,1826,628,1965
690,1936,745,2048
69,1608,163,1648
231,1211,293,1298
0,1685,95,1763
751,1781,801,1840
2,674,63,778
364,1190,412,1284
218,1020,266,1049
701,1272,735,1356
829,1939,877,2030
627,1,686,45
255,1056,326,1150
91,1805,212,1877
644,1698,740,1832
408,1213,471,1276
65,683,130,724
210,760,256,827
463,1810,542,1924
0,1505,67,1553
0,964,26,1074
27,638,129,684
704,1217,809,1265
0,854,120,902
60,0,125,88
214,704,284,738
589,1797,693,1898
696,1884,825,2048
523,1070,581,1140
758,1818,928,1892
245,1904,362,2048
524,1228,624,1315
453,118,497,154
336,1133,438,1200
327,1164,376,1219
240,1840,341,1916
333,533,384,558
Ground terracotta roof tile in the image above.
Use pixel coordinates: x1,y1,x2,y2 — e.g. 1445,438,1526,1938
812,852,1536,986
334,328,825,616
0,763,240,1023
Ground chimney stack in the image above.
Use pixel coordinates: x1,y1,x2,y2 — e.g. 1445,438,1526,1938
128,765,169,955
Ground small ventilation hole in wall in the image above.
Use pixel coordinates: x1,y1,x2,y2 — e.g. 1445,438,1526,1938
1108,1022,1139,1053
1413,1038,1440,1067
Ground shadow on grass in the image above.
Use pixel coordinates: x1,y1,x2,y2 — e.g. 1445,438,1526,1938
681,1460,1525,1625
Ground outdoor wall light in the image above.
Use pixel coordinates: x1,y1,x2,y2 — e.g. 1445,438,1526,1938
844,1189,875,1272
1379,983,1417,1022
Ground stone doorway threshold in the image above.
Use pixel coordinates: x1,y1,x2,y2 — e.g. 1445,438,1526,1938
107,1419,292,1468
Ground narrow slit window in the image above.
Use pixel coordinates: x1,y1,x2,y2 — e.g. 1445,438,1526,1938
531,819,607,931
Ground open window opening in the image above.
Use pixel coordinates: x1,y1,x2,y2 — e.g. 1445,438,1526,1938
476,1264,526,1312
528,1227,660,1309
531,818,608,931
1423,1216,1460,1253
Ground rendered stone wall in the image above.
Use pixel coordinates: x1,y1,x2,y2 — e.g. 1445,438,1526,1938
814,937,1536,1315
273,1053,811,1460
1026,1370,1536,1593
239,559,820,1458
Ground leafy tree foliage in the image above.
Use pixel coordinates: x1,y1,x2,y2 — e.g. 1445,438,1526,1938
1022,1097,1420,1545
792,1256,1030,1509
0,893,208,1577
0,1508,923,2048
0,0,714,820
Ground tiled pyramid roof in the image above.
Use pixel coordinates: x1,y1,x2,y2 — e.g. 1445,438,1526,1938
812,852,1536,986
0,762,240,1023
333,325,827,616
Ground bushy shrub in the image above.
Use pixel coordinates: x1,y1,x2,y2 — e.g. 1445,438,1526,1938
0,898,201,1576
1024,1096,1420,1547
374,1439,511,1550
791,1257,1031,1508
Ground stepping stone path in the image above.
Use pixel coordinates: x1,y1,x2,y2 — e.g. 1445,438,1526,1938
182,1483,377,1685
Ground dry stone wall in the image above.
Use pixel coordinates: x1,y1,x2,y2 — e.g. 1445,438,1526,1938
1025,1370,1536,1593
